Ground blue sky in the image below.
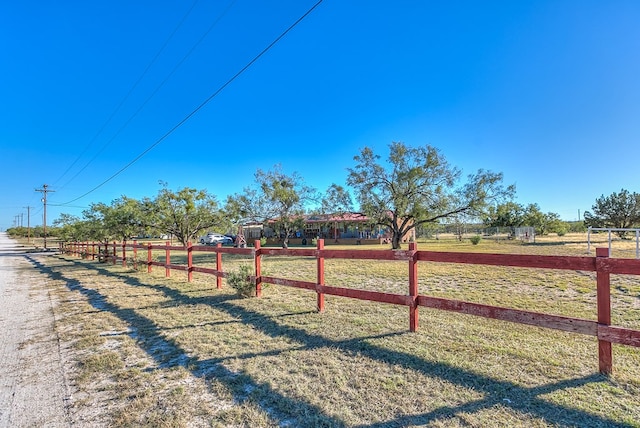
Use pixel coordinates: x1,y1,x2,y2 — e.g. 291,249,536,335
1,0,639,231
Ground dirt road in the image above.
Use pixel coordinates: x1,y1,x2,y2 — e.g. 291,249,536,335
0,233,71,427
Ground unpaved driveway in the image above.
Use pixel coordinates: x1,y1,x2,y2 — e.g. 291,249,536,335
0,233,71,427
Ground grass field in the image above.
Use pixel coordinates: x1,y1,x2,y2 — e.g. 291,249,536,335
30,234,640,426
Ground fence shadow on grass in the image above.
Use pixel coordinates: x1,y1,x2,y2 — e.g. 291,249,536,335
28,255,635,427
26,255,350,426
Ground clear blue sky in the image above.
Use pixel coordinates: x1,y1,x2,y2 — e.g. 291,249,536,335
1,0,639,231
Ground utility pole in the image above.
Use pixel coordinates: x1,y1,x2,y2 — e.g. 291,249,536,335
23,206,32,243
35,184,54,249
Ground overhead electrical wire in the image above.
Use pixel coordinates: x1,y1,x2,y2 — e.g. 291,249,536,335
57,0,239,192
53,0,203,189
59,0,324,206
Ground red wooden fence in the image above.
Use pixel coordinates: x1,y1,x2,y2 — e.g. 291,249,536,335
62,239,640,374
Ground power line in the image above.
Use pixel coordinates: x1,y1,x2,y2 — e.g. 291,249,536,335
48,204,88,209
57,0,239,193
59,0,324,206
53,0,204,189
53,0,202,188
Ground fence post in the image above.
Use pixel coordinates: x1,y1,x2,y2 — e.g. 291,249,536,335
317,239,325,312
596,247,612,375
216,243,222,289
147,243,152,273
92,242,96,260
409,242,419,332
122,240,127,268
133,240,138,270
112,241,117,265
254,240,262,297
165,241,171,277
187,242,193,282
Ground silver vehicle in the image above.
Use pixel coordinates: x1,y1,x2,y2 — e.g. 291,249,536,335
199,232,233,245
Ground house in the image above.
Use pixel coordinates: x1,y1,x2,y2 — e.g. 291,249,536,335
241,212,415,245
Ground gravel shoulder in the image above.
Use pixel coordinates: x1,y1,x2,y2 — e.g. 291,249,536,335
0,233,72,427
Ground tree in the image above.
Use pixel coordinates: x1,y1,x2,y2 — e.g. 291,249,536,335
519,204,567,236
320,184,353,215
347,142,514,249
568,221,587,233
152,183,224,246
227,165,317,248
547,215,569,236
484,202,567,236
85,196,147,242
584,189,640,238
53,213,87,242
312,184,355,241
483,202,526,228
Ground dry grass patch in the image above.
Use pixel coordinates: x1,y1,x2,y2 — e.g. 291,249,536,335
32,237,640,426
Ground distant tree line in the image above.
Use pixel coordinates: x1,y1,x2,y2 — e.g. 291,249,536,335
481,202,572,236
9,143,632,247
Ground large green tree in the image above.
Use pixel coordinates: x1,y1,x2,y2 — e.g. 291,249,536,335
81,196,144,243
227,165,316,248
152,183,224,246
584,189,640,238
347,142,514,249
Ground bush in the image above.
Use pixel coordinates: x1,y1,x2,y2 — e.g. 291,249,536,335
470,235,482,245
226,264,256,297
128,253,156,271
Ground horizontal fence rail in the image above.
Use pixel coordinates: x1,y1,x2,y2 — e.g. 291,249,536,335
61,239,640,375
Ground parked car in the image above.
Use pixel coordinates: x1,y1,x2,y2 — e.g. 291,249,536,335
199,232,233,245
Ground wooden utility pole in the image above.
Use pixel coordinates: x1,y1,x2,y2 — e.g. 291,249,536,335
35,184,54,249
23,206,32,243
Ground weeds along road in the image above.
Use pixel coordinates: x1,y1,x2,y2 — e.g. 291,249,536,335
0,232,71,427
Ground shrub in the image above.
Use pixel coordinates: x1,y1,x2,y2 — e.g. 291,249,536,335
226,264,256,297
128,253,156,271
470,235,482,245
